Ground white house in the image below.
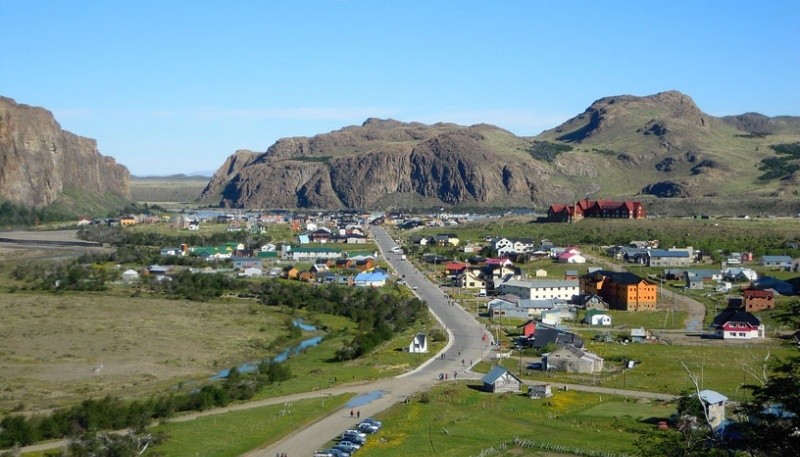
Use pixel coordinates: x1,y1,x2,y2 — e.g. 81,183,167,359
498,279,579,301
408,333,428,353
121,269,140,283
584,310,612,326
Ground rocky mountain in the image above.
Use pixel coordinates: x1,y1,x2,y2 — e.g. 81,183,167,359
201,91,800,209
0,96,130,208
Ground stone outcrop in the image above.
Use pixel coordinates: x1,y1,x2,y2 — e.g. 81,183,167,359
0,96,130,208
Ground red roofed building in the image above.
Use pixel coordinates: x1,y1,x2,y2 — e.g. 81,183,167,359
444,261,469,276
547,199,646,222
742,289,775,312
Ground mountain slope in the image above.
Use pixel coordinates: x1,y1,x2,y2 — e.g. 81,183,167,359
202,91,800,209
0,96,130,209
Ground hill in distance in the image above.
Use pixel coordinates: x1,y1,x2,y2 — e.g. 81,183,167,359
200,90,800,210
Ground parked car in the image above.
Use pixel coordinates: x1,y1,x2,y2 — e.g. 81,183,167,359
316,449,349,457
357,422,379,434
343,429,367,439
335,442,360,453
361,417,382,428
341,433,366,445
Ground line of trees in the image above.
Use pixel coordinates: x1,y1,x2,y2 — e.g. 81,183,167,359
0,359,292,449
258,280,426,360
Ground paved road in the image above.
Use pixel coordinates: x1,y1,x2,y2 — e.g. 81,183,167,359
245,225,494,457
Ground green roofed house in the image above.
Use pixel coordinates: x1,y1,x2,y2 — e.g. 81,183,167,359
481,365,522,393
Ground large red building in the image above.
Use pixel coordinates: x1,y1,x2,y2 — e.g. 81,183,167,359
547,199,646,222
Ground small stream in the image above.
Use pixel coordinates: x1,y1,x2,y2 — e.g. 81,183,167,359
209,319,322,380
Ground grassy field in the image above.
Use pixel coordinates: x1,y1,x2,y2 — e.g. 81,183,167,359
150,394,352,457
501,339,796,400
0,283,443,413
353,383,668,457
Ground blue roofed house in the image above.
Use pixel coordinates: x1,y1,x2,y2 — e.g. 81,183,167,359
761,255,793,270
481,365,522,393
354,269,388,287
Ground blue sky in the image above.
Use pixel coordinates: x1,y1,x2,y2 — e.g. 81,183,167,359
2,1,798,176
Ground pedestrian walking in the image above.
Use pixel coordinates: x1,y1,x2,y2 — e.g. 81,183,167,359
357,410,361,418
445,373,448,380
461,358,465,366
350,409,354,418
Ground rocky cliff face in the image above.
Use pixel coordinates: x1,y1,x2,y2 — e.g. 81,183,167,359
0,96,130,208
202,91,800,209
200,121,554,209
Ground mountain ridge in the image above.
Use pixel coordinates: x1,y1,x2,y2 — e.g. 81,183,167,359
200,90,800,210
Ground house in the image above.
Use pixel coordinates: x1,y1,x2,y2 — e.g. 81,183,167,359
584,309,612,326
240,267,263,277
697,390,728,429
685,272,704,290
457,268,487,289
497,279,579,301
531,326,583,350
556,252,586,264
544,344,604,374
444,262,469,278
283,266,299,280
408,333,428,353
535,268,548,278
547,199,646,222
647,249,692,267
518,320,536,338
629,327,649,343
541,307,575,326
488,300,531,319
528,384,553,399
282,246,342,261
481,365,522,393
742,288,775,312
761,255,793,270
564,270,578,280
711,308,765,340
580,271,657,311
579,294,609,310
121,269,140,283
354,270,388,287
721,267,758,282
297,271,315,282
231,256,263,271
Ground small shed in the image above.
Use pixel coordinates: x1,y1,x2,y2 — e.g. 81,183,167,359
408,333,428,353
528,384,553,399
481,366,522,393
698,389,728,428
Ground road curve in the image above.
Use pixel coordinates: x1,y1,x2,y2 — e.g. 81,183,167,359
244,225,494,457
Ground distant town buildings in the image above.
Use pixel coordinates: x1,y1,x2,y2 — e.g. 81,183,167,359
546,199,646,222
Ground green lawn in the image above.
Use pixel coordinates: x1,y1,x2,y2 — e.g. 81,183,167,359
252,312,445,400
356,383,665,457
150,394,352,457
517,341,795,399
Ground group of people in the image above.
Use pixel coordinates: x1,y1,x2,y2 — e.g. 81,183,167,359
349,408,360,418
438,371,458,380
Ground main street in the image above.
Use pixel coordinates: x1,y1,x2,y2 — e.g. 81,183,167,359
245,225,494,457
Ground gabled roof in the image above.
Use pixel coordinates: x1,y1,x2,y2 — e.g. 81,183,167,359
481,365,520,384
711,308,762,327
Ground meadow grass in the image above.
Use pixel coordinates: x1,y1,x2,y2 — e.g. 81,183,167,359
151,394,352,457
354,383,665,457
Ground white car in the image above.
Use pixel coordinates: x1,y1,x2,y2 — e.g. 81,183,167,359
343,429,367,439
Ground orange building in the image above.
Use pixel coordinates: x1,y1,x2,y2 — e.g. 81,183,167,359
580,271,657,311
